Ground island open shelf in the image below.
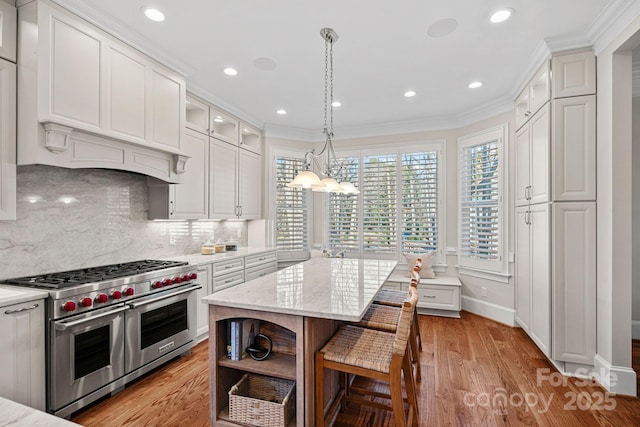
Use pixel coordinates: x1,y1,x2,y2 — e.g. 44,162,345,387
203,258,397,426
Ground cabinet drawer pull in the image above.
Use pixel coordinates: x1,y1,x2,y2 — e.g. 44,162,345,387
224,265,233,269
4,303,39,315
197,267,207,272
224,279,234,284
424,295,437,299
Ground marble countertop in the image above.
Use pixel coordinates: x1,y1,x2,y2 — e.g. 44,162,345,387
173,247,277,265
0,286,49,308
0,397,81,426
202,258,397,321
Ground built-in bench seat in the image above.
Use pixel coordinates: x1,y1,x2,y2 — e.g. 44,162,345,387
383,268,461,318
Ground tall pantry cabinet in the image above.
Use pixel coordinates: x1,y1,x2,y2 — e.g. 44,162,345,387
0,0,16,220
514,49,596,370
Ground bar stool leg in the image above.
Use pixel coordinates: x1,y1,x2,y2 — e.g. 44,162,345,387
402,351,419,426
409,327,421,383
389,358,407,427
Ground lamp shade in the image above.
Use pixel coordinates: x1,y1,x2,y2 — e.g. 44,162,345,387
339,182,360,194
286,170,323,189
312,177,343,193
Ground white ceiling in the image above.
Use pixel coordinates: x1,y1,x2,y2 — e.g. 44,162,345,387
53,0,614,139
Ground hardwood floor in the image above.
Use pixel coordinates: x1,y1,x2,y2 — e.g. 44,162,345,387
72,312,640,426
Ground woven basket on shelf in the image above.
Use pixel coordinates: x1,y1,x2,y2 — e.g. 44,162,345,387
228,373,295,427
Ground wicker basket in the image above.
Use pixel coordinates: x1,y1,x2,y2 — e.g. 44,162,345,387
228,374,295,427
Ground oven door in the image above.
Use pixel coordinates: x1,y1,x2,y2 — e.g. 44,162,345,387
50,304,126,412
125,284,201,373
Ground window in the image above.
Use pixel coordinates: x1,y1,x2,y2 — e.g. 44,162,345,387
327,143,444,262
275,155,309,257
457,124,509,277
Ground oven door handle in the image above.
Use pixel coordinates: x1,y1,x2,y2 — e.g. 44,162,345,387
54,306,128,331
127,284,202,309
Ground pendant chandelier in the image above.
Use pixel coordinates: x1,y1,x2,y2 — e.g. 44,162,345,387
286,28,359,195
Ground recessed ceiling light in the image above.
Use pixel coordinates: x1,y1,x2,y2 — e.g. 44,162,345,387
276,109,287,115
404,91,416,98
141,7,165,22
490,8,514,24
468,81,483,89
332,101,342,107
223,67,238,76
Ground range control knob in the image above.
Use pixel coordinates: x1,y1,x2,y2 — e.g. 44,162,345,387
80,297,93,308
95,294,108,304
123,287,134,297
172,276,182,284
190,272,198,280
62,301,76,312
163,278,173,287
182,274,190,282
152,281,163,289
111,290,122,300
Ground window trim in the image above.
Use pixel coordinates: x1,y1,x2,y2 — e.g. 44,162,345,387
456,124,510,279
326,140,446,265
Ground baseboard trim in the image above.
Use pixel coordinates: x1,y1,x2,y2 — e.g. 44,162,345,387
632,320,640,340
593,354,637,397
461,295,516,327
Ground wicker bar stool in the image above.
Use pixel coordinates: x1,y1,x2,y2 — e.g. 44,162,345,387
350,283,422,383
315,290,419,427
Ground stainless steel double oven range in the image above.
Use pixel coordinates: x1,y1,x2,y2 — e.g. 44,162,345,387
1,260,202,417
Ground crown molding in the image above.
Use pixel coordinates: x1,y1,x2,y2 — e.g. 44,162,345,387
544,34,592,53
507,40,551,102
49,0,194,77
587,0,640,54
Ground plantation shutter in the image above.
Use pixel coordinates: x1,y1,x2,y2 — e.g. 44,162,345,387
275,157,308,251
362,154,397,254
328,156,359,253
459,139,501,268
401,152,439,253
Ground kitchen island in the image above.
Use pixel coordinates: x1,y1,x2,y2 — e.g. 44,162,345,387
202,257,397,426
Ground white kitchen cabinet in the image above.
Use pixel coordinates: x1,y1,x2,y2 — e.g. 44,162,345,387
210,139,239,219
0,58,16,221
515,61,550,131
515,103,550,207
551,95,596,201
238,149,262,219
106,45,146,142
0,299,45,410
148,128,210,219
240,122,262,155
552,50,596,99
0,0,17,62
196,263,212,339
18,0,188,183
515,204,550,357
552,202,596,364
514,49,596,368
209,107,239,145
209,138,262,220
185,94,210,135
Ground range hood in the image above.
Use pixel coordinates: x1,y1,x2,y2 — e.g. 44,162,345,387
17,0,189,184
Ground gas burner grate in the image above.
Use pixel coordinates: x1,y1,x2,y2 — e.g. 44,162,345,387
1,260,188,289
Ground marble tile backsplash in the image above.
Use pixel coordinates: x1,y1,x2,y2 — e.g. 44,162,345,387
0,165,247,280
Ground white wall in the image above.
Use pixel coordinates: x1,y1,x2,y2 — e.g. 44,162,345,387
265,110,516,321
633,96,640,328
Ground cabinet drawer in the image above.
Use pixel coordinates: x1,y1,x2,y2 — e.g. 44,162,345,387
212,258,244,276
245,251,277,269
417,285,460,311
245,263,277,282
212,270,244,291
